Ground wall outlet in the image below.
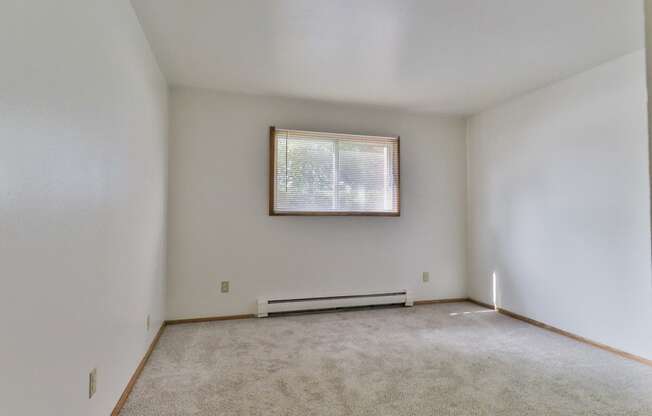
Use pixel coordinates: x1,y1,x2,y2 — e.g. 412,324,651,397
146,314,150,331
422,272,430,283
220,281,230,293
89,368,97,399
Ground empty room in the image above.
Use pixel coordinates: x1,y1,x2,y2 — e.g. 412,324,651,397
4,0,652,415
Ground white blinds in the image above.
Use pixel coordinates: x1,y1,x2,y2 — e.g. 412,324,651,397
271,128,400,215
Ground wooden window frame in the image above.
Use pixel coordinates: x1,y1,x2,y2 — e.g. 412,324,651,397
269,126,401,217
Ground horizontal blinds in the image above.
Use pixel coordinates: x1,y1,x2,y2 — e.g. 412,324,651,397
272,128,399,214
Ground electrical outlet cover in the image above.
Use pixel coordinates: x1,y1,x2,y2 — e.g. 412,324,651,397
221,281,230,293
89,368,97,399
422,272,430,282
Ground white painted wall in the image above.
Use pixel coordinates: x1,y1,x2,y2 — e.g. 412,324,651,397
167,88,467,319
467,51,652,360
646,0,652,217
0,1,168,415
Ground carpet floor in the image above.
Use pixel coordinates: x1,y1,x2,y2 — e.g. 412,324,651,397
121,302,652,415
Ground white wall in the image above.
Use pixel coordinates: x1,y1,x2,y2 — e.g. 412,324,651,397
167,88,467,319
646,0,652,216
0,1,168,415
467,50,652,360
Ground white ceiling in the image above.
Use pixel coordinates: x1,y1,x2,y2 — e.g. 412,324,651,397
131,0,644,115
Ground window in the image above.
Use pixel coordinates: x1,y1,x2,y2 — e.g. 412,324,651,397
269,127,400,216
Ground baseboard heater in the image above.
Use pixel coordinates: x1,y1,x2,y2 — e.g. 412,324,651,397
257,290,413,317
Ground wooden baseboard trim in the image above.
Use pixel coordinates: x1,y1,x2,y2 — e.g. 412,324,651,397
468,298,652,368
467,298,496,310
165,314,255,325
111,322,166,415
497,307,652,367
166,301,473,324
414,298,469,305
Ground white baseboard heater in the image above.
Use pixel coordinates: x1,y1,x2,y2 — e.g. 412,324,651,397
257,290,413,318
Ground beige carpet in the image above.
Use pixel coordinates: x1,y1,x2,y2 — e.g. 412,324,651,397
121,302,652,415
